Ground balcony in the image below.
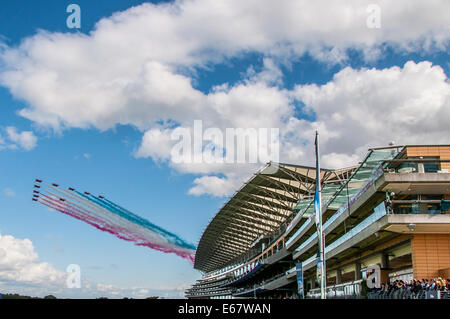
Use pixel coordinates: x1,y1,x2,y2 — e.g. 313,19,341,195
383,158,450,174
391,200,448,215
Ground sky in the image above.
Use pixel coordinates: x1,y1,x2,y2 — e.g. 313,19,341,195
0,0,448,298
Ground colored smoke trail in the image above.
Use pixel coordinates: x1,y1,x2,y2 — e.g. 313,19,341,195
33,181,196,263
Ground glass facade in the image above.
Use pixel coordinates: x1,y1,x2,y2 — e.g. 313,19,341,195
293,149,398,220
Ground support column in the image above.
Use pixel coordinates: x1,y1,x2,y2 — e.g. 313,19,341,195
336,268,342,284
355,262,362,280
381,252,389,269
379,252,391,284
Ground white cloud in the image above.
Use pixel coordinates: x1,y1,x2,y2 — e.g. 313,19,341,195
0,0,448,196
4,126,37,151
292,61,450,166
167,61,449,195
136,288,149,296
0,0,448,130
0,234,191,298
94,283,188,299
322,153,361,170
158,60,448,195
188,175,243,197
0,234,65,285
3,188,16,198
136,128,177,161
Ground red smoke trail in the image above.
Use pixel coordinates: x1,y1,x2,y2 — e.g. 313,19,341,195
39,197,138,243
39,195,195,263
40,196,154,245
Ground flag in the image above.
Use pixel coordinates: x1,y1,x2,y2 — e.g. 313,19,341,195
314,131,322,267
314,132,321,228
314,131,326,298
296,262,304,298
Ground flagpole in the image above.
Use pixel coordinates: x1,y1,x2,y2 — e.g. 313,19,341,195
315,131,327,299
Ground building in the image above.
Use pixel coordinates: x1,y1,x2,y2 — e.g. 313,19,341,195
186,145,450,299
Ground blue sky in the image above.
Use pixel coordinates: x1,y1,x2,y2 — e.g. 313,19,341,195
0,0,448,298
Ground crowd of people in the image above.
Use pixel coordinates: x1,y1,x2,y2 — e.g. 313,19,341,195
369,278,450,298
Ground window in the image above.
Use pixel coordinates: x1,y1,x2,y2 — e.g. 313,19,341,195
408,156,440,173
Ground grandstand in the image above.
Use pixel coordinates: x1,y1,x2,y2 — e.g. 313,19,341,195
186,145,450,299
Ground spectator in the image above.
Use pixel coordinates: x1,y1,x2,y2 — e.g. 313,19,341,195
368,277,449,299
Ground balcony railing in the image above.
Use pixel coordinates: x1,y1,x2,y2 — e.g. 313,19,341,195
308,280,363,299
390,200,447,215
383,159,450,174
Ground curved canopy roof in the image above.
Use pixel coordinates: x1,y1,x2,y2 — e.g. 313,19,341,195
194,162,356,273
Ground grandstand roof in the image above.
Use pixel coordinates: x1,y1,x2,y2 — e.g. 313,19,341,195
194,162,356,272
